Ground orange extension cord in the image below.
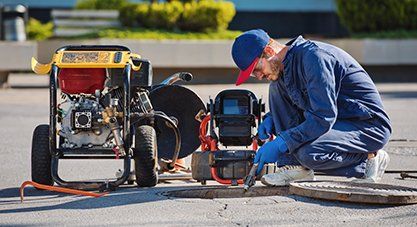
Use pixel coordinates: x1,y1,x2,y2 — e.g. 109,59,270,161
19,181,108,202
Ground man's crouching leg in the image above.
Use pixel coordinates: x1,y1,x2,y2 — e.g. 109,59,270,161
260,144,368,187
293,119,391,183
260,118,391,186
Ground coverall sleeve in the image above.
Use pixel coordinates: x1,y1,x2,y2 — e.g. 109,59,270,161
279,50,338,153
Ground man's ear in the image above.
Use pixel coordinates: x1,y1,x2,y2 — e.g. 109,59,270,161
263,45,276,57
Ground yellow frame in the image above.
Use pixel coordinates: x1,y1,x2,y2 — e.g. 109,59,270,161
32,51,142,75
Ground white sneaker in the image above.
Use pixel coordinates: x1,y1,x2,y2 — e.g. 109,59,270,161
353,149,390,183
260,165,315,186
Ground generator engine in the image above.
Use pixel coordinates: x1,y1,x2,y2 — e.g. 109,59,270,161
58,93,112,149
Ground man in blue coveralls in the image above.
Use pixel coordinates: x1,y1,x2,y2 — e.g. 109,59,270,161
231,29,392,186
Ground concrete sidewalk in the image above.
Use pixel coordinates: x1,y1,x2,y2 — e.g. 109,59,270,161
0,82,416,226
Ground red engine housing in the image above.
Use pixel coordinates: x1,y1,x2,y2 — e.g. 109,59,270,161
58,68,106,94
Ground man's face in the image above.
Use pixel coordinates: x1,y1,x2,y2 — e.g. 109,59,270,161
251,56,282,82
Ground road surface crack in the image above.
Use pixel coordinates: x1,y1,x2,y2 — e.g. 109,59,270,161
213,200,243,226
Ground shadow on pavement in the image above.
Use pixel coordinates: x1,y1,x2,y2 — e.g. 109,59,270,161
0,187,61,201
0,183,402,214
0,187,89,205
0,185,171,214
287,194,400,209
0,182,221,214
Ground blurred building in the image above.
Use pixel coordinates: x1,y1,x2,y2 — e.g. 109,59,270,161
229,0,347,38
0,0,347,38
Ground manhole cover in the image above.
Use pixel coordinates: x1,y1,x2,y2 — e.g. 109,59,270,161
163,186,289,199
290,181,417,205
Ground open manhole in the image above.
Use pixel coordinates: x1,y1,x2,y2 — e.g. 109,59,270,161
163,186,289,199
290,181,417,205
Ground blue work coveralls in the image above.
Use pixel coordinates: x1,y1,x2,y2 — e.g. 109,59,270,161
270,36,392,177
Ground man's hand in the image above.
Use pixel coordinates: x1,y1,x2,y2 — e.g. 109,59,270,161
254,136,288,174
258,115,275,140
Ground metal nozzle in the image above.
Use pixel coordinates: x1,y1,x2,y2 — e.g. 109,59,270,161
243,163,258,192
161,72,193,85
243,184,251,191
179,72,193,82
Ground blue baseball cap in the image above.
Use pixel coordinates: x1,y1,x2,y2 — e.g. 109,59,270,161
231,29,270,85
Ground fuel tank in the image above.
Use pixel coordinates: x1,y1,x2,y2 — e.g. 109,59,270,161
58,68,106,94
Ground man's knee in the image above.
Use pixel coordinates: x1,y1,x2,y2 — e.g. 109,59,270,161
293,145,328,170
365,122,392,152
294,141,369,172
294,143,352,171
379,124,391,148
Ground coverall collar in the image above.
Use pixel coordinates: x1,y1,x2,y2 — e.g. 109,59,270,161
282,35,305,66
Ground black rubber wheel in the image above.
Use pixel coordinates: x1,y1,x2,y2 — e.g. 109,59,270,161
134,125,158,187
31,124,53,186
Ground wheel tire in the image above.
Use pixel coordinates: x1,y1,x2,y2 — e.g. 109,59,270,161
134,125,158,187
31,124,53,186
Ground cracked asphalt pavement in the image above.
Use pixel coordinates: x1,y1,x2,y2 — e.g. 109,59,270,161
1,75,417,226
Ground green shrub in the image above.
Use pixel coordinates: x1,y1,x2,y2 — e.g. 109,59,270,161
179,0,236,32
131,3,150,28
75,0,128,10
336,0,417,33
119,0,235,32
96,27,242,40
75,0,95,9
26,18,53,41
119,3,139,27
146,1,184,30
126,1,184,30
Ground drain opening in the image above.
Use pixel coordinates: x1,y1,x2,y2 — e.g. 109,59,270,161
163,186,289,199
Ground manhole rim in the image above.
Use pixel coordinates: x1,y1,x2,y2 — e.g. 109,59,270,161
289,181,417,205
161,185,289,199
